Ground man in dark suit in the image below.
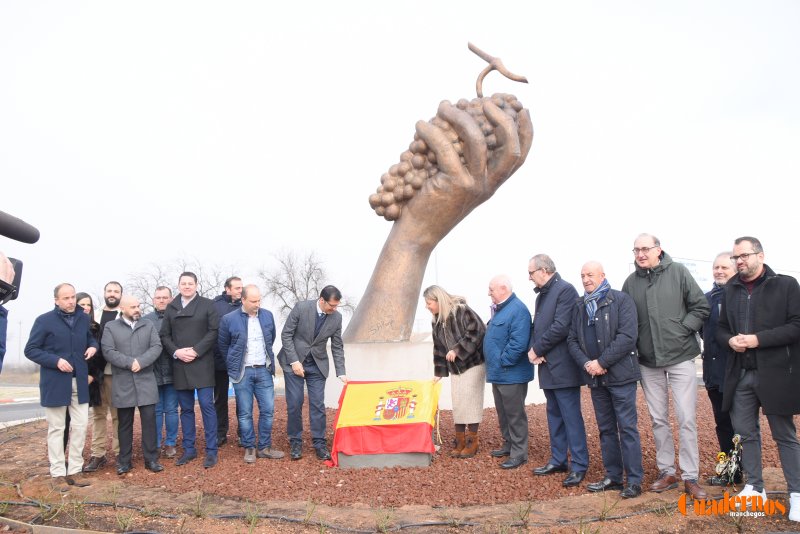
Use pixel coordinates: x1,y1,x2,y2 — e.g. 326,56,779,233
160,272,220,468
278,285,347,461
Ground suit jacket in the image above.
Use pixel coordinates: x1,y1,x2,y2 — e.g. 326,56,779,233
278,299,345,379
160,294,219,390
102,318,161,408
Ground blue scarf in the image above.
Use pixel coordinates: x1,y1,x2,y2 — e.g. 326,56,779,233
583,278,611,325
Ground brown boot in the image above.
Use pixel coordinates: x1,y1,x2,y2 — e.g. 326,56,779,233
450,432,466,457
459,430,479,458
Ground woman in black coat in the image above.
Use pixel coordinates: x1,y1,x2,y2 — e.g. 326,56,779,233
70,293,101,452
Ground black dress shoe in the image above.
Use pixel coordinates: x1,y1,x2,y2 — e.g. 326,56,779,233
533,463,568,476
290,442,302,461
620,484,642,499
203,455,218,469
315,447,331,461
587,478,624,492
175,452,197,466
490,448,511,458
500,456,527,470
145,461,164,473
562,471,586,487
116,464,132,475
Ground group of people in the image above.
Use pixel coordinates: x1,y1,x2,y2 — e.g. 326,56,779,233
15,233,800,520
24,272,346,492
425,234,800,520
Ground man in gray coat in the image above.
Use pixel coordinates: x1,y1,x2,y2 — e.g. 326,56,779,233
278,285,347,461
102,295,164,475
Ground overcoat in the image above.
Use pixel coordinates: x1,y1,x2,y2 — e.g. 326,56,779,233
102,318,162,408
160,295,219,390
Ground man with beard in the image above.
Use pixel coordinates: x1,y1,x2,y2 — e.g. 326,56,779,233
717,237,800,521
84,281,123,473
25,283,98,491
143,286,179,458
102,295,164,475
212,276,243,446
161,272,220,468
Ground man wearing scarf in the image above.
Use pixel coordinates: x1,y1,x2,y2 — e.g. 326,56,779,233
568,262,643,498
25,283,98,492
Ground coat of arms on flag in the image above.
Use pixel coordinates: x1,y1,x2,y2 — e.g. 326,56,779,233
329,380,441,468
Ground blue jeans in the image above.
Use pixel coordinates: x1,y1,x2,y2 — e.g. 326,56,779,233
177,387,218,456
155,383,179,448
232,366,275,450
285,357,327,448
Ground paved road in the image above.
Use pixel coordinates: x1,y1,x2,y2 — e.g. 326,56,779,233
0,401,45,423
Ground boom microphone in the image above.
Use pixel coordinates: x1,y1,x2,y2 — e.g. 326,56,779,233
0,210,40,244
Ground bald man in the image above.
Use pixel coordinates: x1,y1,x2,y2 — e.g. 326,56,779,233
568,262,643,499
102,295,164,475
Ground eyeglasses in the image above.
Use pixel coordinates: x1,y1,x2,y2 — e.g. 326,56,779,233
730,252,758,262
528,268,544,277
324,301,340,309
632,246,659,255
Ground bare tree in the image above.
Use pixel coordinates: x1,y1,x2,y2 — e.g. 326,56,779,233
126,257,239,312
257,251,355,318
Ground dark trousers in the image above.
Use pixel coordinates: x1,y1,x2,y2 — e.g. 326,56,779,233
214,370,237,440
117,404,158,467
285,357,327,448
706,386,735,453
177,387,218,456
730,369,800,493
543,386,589,472
491,382,529,460
591,382,643,485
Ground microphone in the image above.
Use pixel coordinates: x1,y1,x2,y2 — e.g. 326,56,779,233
0,210,40,244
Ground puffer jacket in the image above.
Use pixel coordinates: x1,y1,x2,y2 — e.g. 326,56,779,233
484,293,533,384
218,307,277,384
621,251,709,368
568,288,641,387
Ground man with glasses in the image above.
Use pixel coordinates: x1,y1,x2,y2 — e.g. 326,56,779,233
717,237,800,521
622,234,710,499
527,254,588,487
278,285,347,461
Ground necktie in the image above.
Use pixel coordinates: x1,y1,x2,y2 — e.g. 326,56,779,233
314,312,326,338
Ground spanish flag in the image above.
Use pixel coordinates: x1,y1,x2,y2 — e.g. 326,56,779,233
329,380,441,467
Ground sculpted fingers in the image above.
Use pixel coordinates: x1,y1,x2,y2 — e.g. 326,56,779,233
437,101,487,178
414,120,469,187
483,101,520,185
512,109,533,174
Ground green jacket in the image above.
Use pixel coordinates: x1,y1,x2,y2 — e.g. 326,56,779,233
622,251,710,368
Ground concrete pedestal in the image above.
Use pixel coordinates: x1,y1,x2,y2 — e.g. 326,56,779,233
325,340,546,410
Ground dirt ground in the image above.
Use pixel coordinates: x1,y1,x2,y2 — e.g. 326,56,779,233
1,388,799,533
